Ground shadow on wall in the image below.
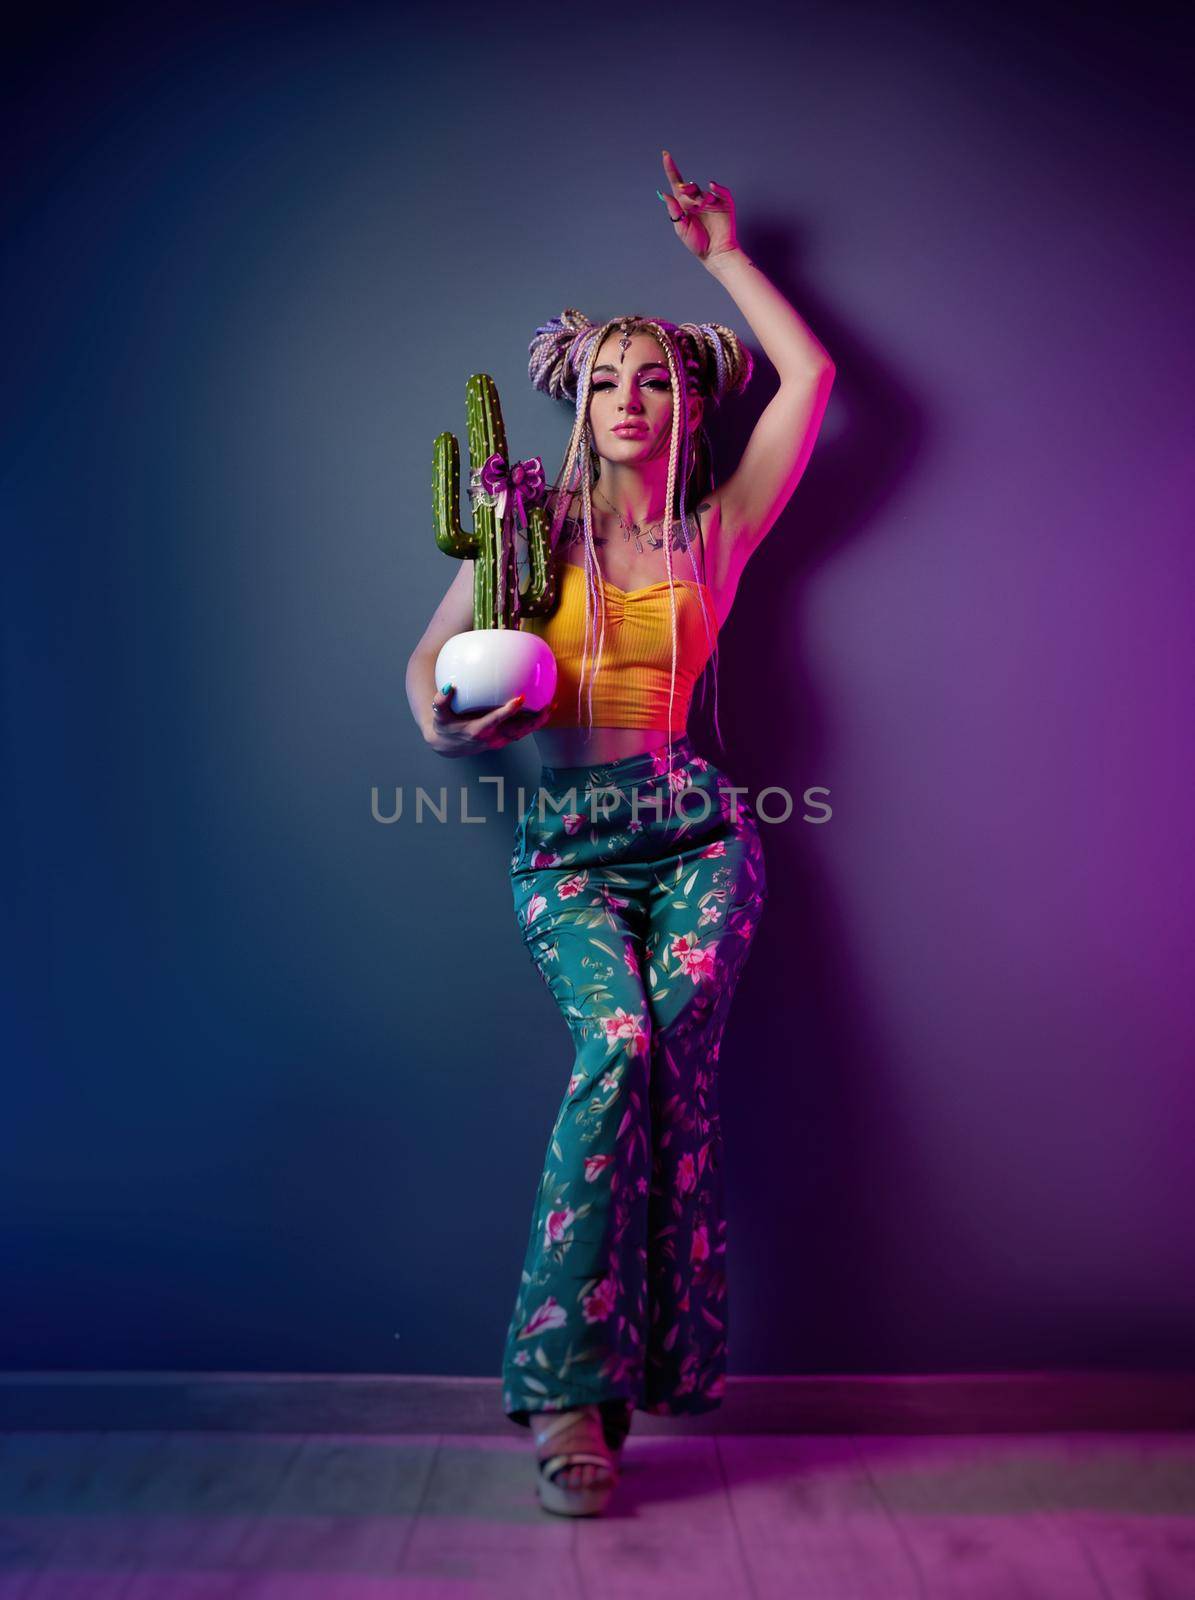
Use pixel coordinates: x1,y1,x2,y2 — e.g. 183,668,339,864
691,213,929,1370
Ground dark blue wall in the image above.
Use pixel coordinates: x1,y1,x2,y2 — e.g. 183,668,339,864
3,0,1193,1375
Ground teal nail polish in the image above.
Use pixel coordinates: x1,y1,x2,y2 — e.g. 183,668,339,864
656,188,668,203
440,682,452,694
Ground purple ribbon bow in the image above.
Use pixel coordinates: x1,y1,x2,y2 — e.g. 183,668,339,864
479,452,546,528
477,452,546,626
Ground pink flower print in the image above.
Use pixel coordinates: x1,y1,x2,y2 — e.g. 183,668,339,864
601,1352,641,1384
557,872,588,900
636,1175,648,1195
671,933,718,983
667,767,692,793
628,818,644,832
568,1071,584,1096
699,902,722,928
596,886,629,912
692,756,711,772
691,1223,710,1264
623,940,640,978
525,893,547,927
603,1007,647,1057
701,840,726,858
519,1295,568,1338
676,1151,697,1195
584,1153,615,1183
531,848,561,868
545,1206,576,1246
512,1349,530,1366
581,1275,618,1323
562,812,584,835
650,750,672,776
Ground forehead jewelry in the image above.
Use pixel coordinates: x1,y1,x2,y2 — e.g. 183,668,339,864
617,320,632,363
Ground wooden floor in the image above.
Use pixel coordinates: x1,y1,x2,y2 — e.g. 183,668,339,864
1,1429,1193,1598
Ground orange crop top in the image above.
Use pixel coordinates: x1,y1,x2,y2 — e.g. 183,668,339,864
519,562,720,730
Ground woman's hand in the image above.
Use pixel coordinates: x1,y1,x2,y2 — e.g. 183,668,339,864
424,685,554,757
659,149,739,264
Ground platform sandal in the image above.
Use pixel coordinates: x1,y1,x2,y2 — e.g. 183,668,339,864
531,1404,619,1517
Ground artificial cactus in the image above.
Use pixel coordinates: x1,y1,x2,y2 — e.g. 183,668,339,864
433,373,559,628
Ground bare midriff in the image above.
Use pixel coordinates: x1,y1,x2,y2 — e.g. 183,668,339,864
527,493,728,765
531,724,680,766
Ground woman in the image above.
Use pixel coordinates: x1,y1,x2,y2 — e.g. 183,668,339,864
405,150,835,1515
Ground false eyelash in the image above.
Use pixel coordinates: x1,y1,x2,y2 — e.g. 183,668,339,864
591,380,670,391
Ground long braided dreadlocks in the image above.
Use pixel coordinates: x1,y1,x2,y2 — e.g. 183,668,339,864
528,309,753,797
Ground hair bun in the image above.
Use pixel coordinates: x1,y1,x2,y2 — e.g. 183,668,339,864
674,320,754,406
528,308,595,405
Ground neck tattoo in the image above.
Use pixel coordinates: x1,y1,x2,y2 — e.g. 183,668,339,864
557,486,704,558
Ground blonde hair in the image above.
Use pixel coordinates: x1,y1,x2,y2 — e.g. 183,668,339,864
528,309,753,794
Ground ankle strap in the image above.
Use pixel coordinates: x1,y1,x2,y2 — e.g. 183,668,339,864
530,1405,601,1445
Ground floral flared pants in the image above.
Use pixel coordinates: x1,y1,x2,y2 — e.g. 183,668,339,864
501,734,767,1430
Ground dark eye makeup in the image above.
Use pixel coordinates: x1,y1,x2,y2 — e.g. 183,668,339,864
592,380,669,391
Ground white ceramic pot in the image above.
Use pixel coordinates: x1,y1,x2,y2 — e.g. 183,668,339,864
434,629,557,715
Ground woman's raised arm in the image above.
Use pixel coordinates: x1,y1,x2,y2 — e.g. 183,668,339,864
659,150,836,562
